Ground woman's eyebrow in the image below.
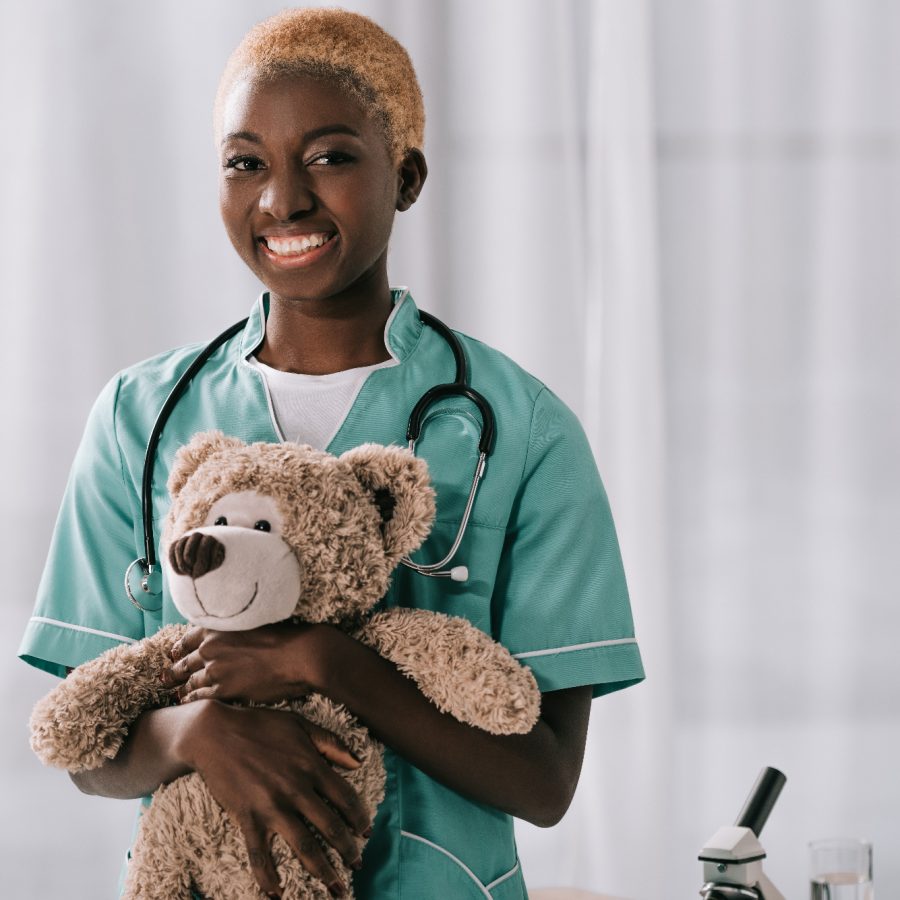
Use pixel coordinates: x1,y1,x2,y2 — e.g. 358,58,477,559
222,130,262,145
303,124,361,142
221,125,361,147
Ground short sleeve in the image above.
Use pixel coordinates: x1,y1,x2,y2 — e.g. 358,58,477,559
491,387,645,698
18,375,146,677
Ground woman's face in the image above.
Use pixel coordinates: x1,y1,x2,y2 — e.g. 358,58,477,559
218,71,420,304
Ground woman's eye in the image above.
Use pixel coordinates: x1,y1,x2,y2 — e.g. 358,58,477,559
309,151,354,166
254,520,272,533
214,516,228,526
224,155,264,172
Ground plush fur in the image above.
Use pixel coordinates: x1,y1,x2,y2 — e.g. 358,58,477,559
214,8,425,165
30,433,540,900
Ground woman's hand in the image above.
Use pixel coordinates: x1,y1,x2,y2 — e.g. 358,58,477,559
177,699,371,899
161,622,330,704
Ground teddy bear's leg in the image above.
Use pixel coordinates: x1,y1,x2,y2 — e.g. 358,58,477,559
272,831,342,900
123,772,270,900
29,623,188,772
356,609,541,735
124,771,340,900
272,694,390,900
126,699,385,900
121,778,196,900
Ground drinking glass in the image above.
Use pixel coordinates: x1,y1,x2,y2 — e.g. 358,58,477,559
809,838,873,900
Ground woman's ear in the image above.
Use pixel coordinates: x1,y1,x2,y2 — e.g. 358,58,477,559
167,431,246,498
339,443,436,561
396,148,428,212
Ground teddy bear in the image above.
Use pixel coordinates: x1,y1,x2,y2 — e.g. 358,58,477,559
29,431,541,900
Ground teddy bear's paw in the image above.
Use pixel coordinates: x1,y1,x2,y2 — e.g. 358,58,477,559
29,624,186,771
359,608,542,735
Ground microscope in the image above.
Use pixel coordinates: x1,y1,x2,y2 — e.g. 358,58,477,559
698,767,787,900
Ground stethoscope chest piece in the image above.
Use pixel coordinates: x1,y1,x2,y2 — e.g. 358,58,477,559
125,558,163,612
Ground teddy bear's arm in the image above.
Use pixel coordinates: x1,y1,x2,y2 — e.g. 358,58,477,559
354,610,541,736
29,623,188,773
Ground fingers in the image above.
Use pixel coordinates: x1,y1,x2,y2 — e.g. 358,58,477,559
293,785,363,872
299,719,361,770
176,668,213,702
161,647,205,688
241,820,283,899
313,767,372,840
170,626,205,662
178,683,217,704
273,814,348,898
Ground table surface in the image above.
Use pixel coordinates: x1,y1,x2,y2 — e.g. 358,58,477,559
529,890,631,900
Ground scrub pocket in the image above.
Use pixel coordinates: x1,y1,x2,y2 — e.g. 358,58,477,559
399,831,527,899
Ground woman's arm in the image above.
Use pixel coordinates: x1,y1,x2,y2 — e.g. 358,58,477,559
68,702,196,799
315,627,591,827
168,624,593,827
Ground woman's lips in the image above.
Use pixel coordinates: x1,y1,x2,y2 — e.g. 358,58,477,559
258,232,337,269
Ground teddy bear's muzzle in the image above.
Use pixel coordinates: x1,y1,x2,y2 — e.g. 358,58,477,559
168,532,226,580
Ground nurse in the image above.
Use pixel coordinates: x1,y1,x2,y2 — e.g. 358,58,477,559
19,9,644,900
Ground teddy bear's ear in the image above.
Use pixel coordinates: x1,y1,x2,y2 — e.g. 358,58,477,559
339,444,436,561
167,431,246,497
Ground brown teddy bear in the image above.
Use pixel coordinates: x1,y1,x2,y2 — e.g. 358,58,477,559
29,432,540,900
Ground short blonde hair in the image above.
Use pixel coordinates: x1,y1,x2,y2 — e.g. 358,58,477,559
215,7,425,164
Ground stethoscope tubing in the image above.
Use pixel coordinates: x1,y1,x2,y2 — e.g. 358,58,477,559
126,309,494,611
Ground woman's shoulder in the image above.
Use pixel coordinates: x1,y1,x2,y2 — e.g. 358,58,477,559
83,340,215,453
450,329,545,402
451,329,582,431
115,340,210,400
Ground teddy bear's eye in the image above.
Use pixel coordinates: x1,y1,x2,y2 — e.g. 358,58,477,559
254,520,271,533
214,516,228,526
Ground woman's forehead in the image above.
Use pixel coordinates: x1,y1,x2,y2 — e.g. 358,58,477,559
220,70,387,148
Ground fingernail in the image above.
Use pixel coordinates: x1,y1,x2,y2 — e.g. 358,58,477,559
329,882,346,898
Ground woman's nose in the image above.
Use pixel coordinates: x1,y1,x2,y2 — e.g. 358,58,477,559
258,165,315,220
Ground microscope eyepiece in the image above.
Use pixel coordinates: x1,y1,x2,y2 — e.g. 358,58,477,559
734,766,787,838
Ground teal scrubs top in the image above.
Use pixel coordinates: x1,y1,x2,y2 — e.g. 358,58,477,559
19,289,644,900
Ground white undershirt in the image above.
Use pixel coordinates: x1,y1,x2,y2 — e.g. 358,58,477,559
247,355,398,449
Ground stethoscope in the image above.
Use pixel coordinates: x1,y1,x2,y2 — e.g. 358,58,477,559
125,310,495,613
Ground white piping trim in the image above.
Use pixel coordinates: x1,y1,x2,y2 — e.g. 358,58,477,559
242,356,286,441
513,637,637,659
319,363,393,450
400,830,491,898
485,861,521,891
29,617,138,645
240,287,408,446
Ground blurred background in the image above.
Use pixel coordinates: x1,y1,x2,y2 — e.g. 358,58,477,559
2,0,897,897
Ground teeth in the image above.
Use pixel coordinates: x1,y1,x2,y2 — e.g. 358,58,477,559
265,233,332,256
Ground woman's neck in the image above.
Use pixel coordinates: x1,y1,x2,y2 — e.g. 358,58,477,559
255,286,395,375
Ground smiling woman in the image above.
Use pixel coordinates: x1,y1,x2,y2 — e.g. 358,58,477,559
18,7,644,900
217,72,425,332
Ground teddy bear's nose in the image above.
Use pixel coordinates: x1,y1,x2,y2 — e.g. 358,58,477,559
168,532,226,580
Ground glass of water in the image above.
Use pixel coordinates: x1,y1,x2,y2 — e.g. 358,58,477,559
809,838,873,900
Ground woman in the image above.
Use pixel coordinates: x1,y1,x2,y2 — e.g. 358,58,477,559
20,9,644,898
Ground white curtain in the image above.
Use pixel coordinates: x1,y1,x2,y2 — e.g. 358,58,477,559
511,2,671,897
652,1,900,896
2,2,897,898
